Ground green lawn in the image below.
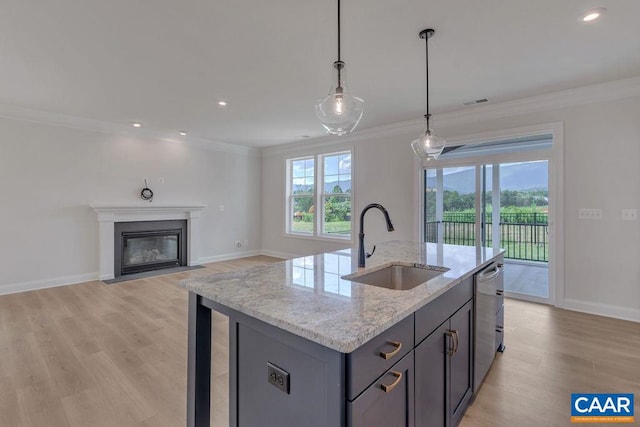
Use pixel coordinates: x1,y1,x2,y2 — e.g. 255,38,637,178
441,237,548,262
292,220,351,235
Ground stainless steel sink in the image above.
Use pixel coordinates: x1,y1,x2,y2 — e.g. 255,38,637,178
344,264,449,290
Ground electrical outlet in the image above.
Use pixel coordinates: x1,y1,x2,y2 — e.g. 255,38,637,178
578,208,602,220
235,240,242,248
159,177,165,184
219,205,225,212
622,209,638,221
267,362,290,394
243,239,249,247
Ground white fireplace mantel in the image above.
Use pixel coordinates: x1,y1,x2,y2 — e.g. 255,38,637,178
91,204,207,280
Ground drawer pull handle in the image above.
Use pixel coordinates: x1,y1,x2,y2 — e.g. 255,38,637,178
380,370,403,393
379,340,402,360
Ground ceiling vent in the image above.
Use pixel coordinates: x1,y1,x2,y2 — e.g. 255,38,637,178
463,98,489,106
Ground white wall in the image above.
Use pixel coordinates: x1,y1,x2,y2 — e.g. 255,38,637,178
438,96,640,321
0,117,262,294
261,92,640,322
262,133,417,259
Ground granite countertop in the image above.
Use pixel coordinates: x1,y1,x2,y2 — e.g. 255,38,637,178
181,240,503,353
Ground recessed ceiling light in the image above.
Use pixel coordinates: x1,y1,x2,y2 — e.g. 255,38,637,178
581,7,606,22
132,122,142,128
179,131,188,136
218,100,228,107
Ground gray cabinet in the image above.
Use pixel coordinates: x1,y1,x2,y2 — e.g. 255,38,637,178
415,279,474,427
449,300,474,427
236,322,345,427
346,315,413,400
348,351,414,427
189,272,488,427
414,322,447,426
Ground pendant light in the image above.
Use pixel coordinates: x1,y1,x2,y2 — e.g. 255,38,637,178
411,29,446,162
314,0,364,135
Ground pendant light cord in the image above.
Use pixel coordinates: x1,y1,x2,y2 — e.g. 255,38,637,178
336,0,342,86
425,34,430,132
337,0,341,62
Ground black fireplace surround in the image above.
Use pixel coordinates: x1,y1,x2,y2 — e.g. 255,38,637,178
114,220,187,277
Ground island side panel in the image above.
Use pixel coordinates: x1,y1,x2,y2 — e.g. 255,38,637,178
225,309,346,427
187,292,212,427
228,318,239,427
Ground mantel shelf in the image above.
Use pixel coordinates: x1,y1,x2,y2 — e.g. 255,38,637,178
91,204,207,213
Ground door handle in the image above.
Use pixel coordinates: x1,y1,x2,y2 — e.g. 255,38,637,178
380,370,403,393
478,265,501,281
445,331,454,356
445,330,458,356
452,330,459,355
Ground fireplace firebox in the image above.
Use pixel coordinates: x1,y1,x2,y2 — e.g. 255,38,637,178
114,220,187,277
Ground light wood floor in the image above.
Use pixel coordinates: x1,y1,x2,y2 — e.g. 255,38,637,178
0,256,278,427
1,257,638,427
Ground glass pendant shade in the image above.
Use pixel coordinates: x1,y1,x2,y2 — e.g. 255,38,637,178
315,61,364,135
411,120,446,162
411,28,445,162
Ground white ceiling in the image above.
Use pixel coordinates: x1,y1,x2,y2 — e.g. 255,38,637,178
1,0,639,147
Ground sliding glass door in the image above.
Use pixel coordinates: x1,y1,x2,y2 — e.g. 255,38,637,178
425,166,478,245
424,160,550,303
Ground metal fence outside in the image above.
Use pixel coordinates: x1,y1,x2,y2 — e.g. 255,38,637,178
425,212,549,262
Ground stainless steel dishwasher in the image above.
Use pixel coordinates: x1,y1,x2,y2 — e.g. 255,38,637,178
473,261,504,392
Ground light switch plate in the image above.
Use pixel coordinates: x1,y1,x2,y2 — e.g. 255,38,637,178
578,208,602,220
622,209,638,221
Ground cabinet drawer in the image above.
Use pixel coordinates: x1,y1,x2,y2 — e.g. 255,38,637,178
415,276,472,345
347,314,413,400
348,351,414,427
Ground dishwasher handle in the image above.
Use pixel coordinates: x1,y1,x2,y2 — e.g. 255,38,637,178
477,263,503,282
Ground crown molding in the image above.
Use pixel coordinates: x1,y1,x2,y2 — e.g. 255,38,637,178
1,75,639,158
0,103,260,157
435,75,640,128
261,118,421,157
262,75,640,156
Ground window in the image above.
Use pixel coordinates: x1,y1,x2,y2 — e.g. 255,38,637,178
286,150,353,240
289,157,315,234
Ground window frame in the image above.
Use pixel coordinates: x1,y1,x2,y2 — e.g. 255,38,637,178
285,148,354,242
286,155,316,237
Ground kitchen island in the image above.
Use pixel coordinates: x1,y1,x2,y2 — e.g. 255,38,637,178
182,241,504,427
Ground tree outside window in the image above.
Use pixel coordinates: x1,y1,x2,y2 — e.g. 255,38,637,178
321,152,351,236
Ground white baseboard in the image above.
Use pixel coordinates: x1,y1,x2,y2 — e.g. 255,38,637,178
0,250,272,296
0,272,100,296
198,250,263,264
562,298,640,323
260,249,297,260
